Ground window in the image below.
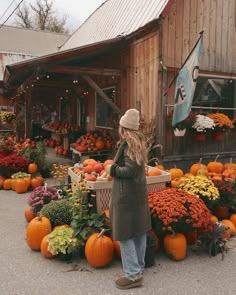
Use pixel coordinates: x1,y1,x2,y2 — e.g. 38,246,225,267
193,77,236,117
95,86,116,128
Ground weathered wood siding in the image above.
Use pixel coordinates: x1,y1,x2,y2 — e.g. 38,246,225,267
162,0,236,73
122,32,160,123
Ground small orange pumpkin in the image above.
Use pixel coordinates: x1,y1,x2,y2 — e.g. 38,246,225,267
26,215,52,250
28,163,38,174
40,235,55,258
163,232,187,261
85,229,114,268
221,219,236,236
95,140,105,150
229,214,236,228
3,178,12,190
24,206,37,222
148,168,162,176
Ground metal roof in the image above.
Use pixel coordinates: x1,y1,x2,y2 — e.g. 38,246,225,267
60,0,170,51
0,25,70,56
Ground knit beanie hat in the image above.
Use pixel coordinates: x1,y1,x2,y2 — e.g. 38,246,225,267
119,108,140,130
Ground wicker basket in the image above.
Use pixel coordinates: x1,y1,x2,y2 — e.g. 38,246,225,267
68,167,171,214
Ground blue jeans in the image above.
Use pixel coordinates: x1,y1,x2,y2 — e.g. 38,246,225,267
119,233,146,279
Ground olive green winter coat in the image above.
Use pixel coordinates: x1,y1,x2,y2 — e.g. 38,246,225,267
109,141,151,241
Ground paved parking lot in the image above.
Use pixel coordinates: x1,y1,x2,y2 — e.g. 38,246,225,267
1,185,236,295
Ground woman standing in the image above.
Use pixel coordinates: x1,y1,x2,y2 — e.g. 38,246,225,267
109,108,151,289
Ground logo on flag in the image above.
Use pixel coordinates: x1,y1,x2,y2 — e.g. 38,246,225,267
172,35,203,127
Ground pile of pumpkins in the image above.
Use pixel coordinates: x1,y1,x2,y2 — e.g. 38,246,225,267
167,156,236,188
24,207,160,267
71,130,114,153
0,163,44,193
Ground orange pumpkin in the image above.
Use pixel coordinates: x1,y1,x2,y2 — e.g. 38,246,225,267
163,232,187,261
221,219,236,236
168,168,184,180
40,235,55,258
103,159,114,167
148,168,162,176
28,163,38,174
210,215,218,224
229,214,236,228
207,155,224,174
3,178,12,190
31,177,42,189
24,206,37,222
15,178,28,193
213,206,229,220
85,229,114,268
95,140,105,150
190,158,207,175
26,215,52,250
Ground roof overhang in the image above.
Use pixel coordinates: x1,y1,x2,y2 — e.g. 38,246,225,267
4,36,125,89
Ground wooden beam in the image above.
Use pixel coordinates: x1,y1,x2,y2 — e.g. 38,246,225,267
47,65,121,76
81,74,121,114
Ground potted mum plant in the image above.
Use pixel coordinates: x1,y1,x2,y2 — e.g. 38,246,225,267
178,175,220,210
47,226,81,261
191,114,215,141
207,113,234,140
27,184,59,214
212,179,236,219
148,187,213,237
166,109,197,136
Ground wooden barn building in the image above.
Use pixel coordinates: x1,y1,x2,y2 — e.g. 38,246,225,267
2,0,236,166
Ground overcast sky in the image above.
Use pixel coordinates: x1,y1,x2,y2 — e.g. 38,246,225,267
0,0,105,32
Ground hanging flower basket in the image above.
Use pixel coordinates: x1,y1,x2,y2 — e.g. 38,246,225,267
173,128,186,136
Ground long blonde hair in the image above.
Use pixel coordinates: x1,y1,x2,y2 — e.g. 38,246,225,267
118,126,148,165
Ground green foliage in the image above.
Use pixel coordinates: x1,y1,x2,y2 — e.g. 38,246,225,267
47,227,80,255
70,181,111,246
20,141,48,171
41,199,73,227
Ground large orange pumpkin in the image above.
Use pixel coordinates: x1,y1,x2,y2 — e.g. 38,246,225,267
40,235,55,258
15,178,28,193
28,163,38,174
24,206,36,222
26,215,52,250
207,155,224,174
168,168,184,180
189,158,208,175
163,233,187,261
85,229,114,267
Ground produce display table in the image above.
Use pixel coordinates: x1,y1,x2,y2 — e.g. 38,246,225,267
68,167,171,213
70,147,112,164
